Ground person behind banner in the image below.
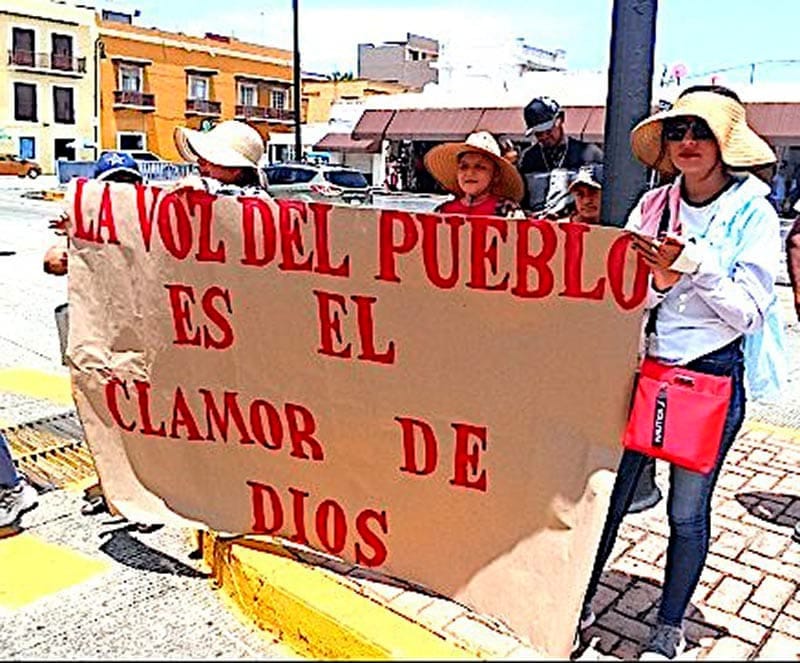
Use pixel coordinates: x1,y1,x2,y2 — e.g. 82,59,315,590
566,165,604,225
518,96,603,217
172,120,269,197
423,131,526,219
577,85,786,660
42,153,162,529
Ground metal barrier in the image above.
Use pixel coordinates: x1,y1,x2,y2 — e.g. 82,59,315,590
56,160,196,185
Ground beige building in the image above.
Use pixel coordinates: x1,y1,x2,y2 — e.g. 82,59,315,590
357,33,439,89
303,78,409,124
0,0,98,173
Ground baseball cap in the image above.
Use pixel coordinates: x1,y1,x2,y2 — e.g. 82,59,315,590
523,96,562,135
94,151,143,183
568,164,604,192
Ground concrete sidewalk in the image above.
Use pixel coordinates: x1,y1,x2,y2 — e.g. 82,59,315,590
197,420,800,661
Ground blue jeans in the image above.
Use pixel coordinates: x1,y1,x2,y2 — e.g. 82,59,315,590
584,338,746,627
0,431,21,489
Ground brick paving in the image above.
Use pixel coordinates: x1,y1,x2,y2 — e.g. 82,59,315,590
577,424,800,660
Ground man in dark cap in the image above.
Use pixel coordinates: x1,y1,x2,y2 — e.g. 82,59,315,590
519,96,604,216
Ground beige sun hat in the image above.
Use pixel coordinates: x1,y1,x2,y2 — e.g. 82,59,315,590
174,120,264,169
424,131,525,203
630,91,775,176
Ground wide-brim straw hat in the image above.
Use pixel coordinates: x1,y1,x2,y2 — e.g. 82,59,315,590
174,120,264,169
631,91,775,176
424,131,525,203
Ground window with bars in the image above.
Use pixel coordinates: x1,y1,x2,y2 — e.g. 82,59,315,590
239,83,257,106
53,87,75,124
11,28,34,66
14,83,37,121
51,34,73,71
188,75,210,100
271,89,286,110
119,65,143,92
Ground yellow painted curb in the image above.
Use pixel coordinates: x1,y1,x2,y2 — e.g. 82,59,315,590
201,532,475,660
0,369,72,406
743,420,800,443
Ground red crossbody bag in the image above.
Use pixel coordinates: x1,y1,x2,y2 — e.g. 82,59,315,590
622,359,732,474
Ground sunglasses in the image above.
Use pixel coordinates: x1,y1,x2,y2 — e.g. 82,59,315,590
662,118,715,142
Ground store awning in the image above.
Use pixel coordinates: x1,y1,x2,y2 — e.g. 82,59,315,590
383,108,484,141
475,108,526,136
352,109,396,140
579,107,606,143
746,103,800,142
313,133,380,153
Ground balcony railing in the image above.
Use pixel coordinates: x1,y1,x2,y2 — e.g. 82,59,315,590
235,104,268,120
114,90,156,109
8,50,86,74
265,107,294,121
185,99,221,116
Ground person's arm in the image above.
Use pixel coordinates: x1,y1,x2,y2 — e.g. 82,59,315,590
786,215,800,320
680,200,779,334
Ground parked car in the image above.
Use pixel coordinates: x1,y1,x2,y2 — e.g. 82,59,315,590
0,154,41,178
263,163,372,205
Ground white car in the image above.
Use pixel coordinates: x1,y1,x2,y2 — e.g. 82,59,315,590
263,163,372,205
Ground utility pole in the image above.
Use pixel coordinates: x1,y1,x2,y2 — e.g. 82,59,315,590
600,0,658,228
602,0,663,515
292,0,302,162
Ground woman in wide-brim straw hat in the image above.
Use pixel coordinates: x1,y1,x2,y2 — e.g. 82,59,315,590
173,119,267,194
424,131,526,218
578,85,786,660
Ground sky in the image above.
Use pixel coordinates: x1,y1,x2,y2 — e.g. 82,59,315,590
109,0,800,85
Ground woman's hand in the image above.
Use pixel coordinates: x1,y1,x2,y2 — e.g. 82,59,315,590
630,233,683,291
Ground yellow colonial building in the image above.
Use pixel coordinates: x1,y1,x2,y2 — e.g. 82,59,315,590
0,0,98,173
303,78,410,124
97,16,295,162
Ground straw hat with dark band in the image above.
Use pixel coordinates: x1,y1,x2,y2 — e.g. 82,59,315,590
630,91,775,176
424,131,525,203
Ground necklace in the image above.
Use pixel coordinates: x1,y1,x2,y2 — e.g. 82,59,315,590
540,141,567,171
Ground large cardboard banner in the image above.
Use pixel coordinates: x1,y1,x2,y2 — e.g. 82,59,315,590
67,180,649,657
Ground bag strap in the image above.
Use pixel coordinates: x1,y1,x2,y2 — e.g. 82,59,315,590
644,200,673,336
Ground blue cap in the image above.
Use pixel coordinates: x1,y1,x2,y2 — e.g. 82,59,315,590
94,152,142,182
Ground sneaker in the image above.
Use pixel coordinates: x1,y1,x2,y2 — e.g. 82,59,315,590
639,622,686,660
0,480,39,527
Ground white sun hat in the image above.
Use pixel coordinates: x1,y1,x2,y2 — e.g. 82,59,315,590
174,120,264,169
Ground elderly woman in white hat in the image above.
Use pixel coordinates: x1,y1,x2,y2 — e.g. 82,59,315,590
424,131,526,219
173,120,268,196
578,85,786,660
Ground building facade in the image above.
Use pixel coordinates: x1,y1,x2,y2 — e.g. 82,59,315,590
357,33,438,89
0,0,98,173
98,16,295,162
303,78,409,124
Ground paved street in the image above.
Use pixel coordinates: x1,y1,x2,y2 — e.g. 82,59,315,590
0,177,797,660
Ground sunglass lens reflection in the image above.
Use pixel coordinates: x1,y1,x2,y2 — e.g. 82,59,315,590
663,119,714,141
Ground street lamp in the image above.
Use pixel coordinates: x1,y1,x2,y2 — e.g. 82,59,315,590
292,0,302,162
